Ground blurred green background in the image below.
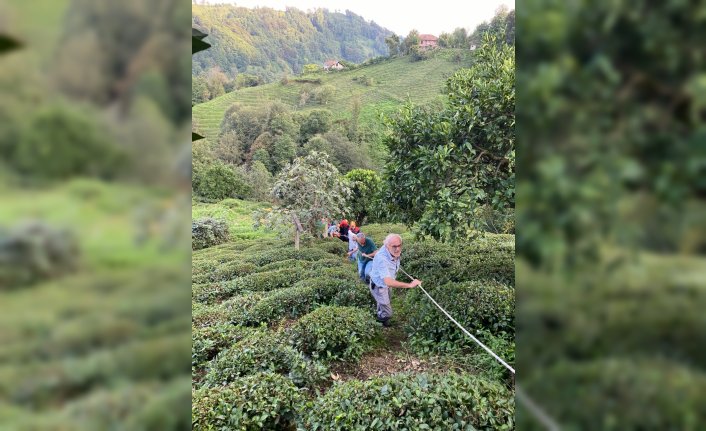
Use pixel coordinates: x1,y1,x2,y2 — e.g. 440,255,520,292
516,0,706,429
0,1,192,429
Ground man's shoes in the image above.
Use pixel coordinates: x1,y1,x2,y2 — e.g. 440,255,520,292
377,318,392,327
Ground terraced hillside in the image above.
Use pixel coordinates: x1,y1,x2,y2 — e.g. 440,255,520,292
192,199,516,429
1,180,191,430
192,49,474,142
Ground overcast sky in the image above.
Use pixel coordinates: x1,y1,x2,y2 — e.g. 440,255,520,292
201,0,515,36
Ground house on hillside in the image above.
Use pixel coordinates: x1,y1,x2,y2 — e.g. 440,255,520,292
419,34,439,49
323,60,344,71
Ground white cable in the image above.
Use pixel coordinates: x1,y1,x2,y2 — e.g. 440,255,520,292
399,267,515,374
398,267,562,431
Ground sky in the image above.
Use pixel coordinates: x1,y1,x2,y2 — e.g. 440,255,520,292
200,0,515,36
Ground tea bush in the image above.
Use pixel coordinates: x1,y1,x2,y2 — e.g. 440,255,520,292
193,291,269,326
518,273,706,369
288,306,377,362
360,223,409,241
0,221,80,288
308,239,348,255
203,330,328,388
192,261,257,284
192,302,227,328
403,236,515,286
406,280,515,354
313,265,359,281
243,285,319,326
244,247,331,266
5,334,188,408
301,372,514,430
517,358,706,430
193,267,311,304
257,258,311,273
243,277,372,326
191,218,229,250
293,276,371,308
193,372,303,431
192,323,255,369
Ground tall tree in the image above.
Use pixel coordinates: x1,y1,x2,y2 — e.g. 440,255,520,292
385,34,400,56
256,152,350,249
381,33,515,241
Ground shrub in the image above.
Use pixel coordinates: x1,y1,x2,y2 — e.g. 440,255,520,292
518,358,706,430
303,258,343,271
192,323,255,369
191,218,229,250
358,223,409,242
12,103,126,180
243,285,318,326
243,277,372,326
193,267,311,304
291,276,373,310
192,302,228,328
193,161,251,201
219,292,271,323
403,235,515,286
203,330,328,388
288,306,377,362
192,290,269,323
256,258,312,274
301,372,514,430
244,247,331,266
518,268,706,369
0,221,80,288
193,372,303,431
308,239,348,255
405,280,515,354
197,261,257,283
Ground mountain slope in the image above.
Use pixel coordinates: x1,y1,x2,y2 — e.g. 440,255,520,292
192,49,474,143
192,4,393,82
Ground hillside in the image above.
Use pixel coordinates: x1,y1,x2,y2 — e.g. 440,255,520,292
192,4,393,81
192,49,474,143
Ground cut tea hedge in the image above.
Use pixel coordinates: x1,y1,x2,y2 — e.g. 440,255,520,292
405,280,515,354
288,306,377,362
203,330,328,388
301,372,514,430
192,218,229,250
192,323,256,369
517,358,706,430
403,236,514,286
193,372,303,431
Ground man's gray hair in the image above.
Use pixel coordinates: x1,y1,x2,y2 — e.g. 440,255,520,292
383,233,402,246
356,232,365,239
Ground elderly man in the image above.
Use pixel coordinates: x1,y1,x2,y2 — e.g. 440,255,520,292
369,233,421,327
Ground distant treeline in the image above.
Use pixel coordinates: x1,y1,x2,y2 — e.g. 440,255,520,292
192,5,392,83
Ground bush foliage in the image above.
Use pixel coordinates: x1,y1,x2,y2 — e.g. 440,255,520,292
301,372,514,430
403,235,515,286
405,280,515,354
193,372,303,431
288,306,377,362
0,221,80,288
203,330,327,388
191,217,229,250
518,359,706,430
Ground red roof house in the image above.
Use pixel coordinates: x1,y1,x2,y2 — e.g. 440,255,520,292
419,34,439,48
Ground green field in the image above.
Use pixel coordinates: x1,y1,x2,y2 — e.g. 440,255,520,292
1,180,191,429
192,49,474,142
192,198,277,241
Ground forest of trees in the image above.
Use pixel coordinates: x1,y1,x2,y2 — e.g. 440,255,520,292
192,5,392,84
